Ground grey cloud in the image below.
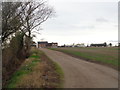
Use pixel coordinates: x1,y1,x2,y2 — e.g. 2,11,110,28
72,24,95,30
79,25,95,29
114,24,118,27
96,18,109,22
109,40,119,42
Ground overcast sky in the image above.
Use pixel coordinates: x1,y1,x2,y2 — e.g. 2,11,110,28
34,0,118,46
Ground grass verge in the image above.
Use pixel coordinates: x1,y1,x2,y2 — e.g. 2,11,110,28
5,47,64,88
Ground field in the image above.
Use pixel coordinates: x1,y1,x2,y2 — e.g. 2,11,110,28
49,47,119,69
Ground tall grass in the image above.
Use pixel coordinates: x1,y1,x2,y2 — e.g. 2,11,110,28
6,48,64,88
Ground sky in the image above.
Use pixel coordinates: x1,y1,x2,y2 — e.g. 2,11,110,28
34,0,118,46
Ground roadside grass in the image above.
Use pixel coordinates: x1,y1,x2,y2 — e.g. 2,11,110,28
53,62,64,80
54,62,64,88
6,48,64,88
45,56,64,88
29,54,40,58
6,59,40,88
49,47,118,69
6,49,41,88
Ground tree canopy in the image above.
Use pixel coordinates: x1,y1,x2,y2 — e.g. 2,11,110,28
2,1,54,44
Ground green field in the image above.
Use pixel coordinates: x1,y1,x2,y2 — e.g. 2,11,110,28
49,47,119,69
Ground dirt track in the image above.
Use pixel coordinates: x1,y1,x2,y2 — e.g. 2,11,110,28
40,48,118,88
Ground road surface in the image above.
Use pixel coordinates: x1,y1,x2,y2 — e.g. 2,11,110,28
40,48,118,88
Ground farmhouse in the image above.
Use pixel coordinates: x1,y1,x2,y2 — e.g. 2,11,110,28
38,41,58,48
38,41,48,48
46,42,58,48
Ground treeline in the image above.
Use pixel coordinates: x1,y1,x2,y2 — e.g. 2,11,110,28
2,1,54,86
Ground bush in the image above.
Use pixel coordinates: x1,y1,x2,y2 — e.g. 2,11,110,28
2,32,26,87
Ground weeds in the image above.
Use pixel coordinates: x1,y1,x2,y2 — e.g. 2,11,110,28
6,48,64,88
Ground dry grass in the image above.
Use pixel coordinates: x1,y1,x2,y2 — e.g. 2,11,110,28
17,64,44,88
17,59,62,88
6,48,63,88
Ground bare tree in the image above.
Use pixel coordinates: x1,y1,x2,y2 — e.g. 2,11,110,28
18,1,54,55
19,1,54,37
2,2,22,42
2,1,54,47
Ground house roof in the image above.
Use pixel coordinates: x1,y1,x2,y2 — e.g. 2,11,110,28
38,41,48,44
49,43,58,44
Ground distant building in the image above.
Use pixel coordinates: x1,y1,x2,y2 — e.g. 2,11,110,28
90,42,107,47
47,42,58,48
38,41,48,48
38,41,58,48
75,43,85,47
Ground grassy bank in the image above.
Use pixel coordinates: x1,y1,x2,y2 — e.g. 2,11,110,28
49,47,118,69
5,48,64,88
